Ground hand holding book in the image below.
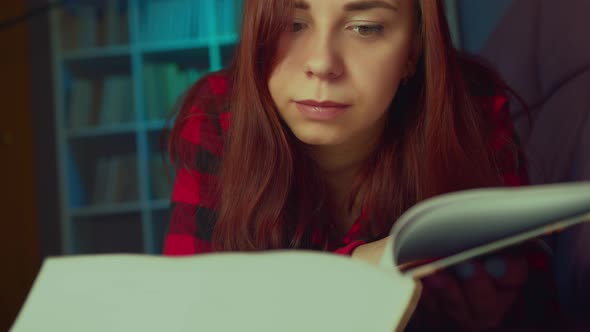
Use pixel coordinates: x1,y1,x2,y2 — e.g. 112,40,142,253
353,236,530,331
414,251,529,331
351,181,590,331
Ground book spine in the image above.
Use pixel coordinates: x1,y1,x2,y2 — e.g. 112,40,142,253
113,154,137,203
99,77,114,125
122,76,134,123
145,1,155,42
77,5,98,48
92,158,108,205
189,1,199,39
103,157,120,204
119,1,129,44
197,2,206,39
89,79,103,127
68,79,80,129
105,0,119,45
110,77,121,124
69,79,92,129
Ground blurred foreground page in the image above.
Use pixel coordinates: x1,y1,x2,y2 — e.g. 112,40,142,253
11,252,419,332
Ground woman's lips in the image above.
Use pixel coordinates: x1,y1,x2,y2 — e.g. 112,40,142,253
294,100,351,120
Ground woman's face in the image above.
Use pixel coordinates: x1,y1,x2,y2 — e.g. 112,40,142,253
268,0,417,148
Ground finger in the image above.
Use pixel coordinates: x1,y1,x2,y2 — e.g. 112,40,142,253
422,270,471,325
486,254,528,287
458,255,527,331
458,261,501,327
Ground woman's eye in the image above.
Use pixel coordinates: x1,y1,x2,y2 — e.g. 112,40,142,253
291,22,307,33
350,24,385,37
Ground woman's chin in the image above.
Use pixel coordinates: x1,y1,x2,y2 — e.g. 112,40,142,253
292,132,345,147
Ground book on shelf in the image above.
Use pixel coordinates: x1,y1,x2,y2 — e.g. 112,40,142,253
144,63,203,121
217,0,241,36
99,75,134,126
150,153,172,200
77,5,98,48
144,1,171,42
68,75,132,130
99,76,117,125
88,79,104,126
66,153,88,208
169,1,188,40
112,155,138,203
142,0,211,42
91,157,109,204
60,7,79,50
91,154,138,206
12,181,590,332
162,64,179,112
143,64,159,120
68,79,93,129
194,1,209,39
61,1,129,50
102,0,129,46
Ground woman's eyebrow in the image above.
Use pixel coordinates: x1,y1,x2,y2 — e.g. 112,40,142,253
293,0,399,12
294,0,309,10
344,0,399,12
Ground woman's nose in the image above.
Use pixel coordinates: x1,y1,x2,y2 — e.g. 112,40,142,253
304,34,344,80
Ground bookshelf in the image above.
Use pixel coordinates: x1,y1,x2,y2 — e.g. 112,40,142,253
49,0,242,255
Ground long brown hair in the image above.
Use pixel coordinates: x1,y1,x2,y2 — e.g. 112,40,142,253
168,0,521,251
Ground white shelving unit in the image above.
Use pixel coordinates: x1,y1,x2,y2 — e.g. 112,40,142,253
49,0,242,255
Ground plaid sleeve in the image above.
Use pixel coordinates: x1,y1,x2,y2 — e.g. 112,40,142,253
332,241,367,256
163,75,230,256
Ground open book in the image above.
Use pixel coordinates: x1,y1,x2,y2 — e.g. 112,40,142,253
11,182,590,332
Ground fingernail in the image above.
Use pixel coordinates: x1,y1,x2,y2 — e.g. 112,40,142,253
453,262,476,280
484,256,507,278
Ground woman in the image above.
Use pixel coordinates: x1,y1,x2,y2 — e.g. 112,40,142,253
164,0,559,330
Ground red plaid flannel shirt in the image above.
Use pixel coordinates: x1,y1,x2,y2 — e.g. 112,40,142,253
163,73,560,326
164,74,558,322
